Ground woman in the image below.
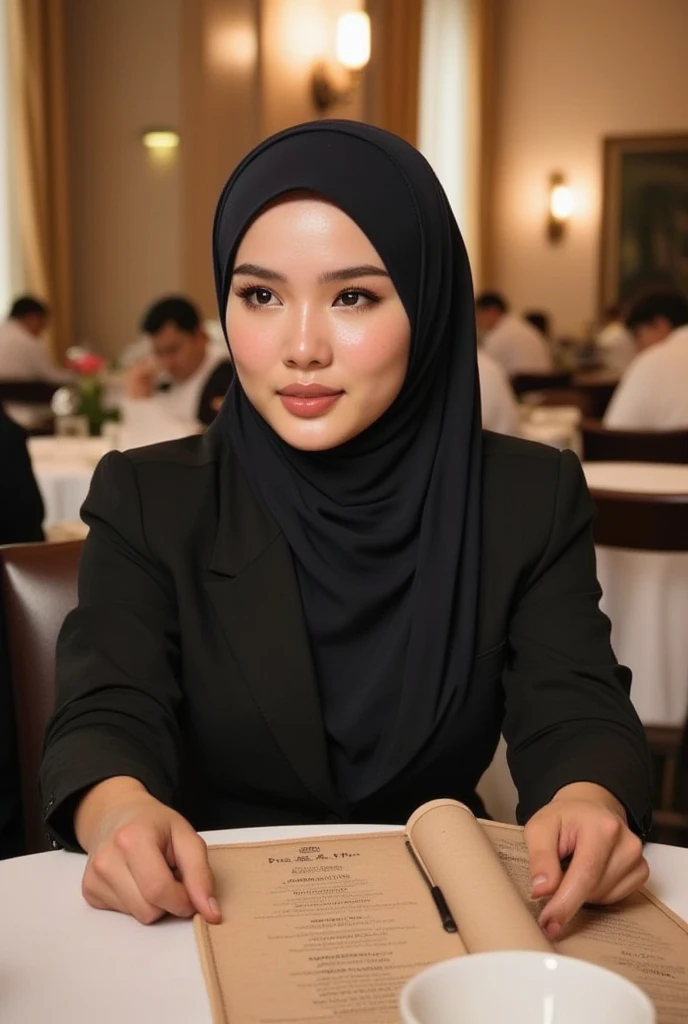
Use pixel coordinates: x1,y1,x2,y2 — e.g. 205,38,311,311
40,122,651,938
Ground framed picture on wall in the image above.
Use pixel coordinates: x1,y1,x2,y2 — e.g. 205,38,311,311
599,134,688,311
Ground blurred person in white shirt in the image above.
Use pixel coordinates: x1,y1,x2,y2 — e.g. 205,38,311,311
0,295,69,382
122,297,234,443
476,292,552,376
595,304,635,376
118,317,228,370
477,349,521,436
0,295,72,428
604,290,688,430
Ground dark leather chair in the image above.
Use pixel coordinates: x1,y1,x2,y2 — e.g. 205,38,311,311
582,419,688,464
571,373,619,419
0,381,59,436
0,380,61,403
511,371,571,397
589,487,688,845
0,541,83,853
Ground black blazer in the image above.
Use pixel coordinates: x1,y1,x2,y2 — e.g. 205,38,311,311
40,426,652,848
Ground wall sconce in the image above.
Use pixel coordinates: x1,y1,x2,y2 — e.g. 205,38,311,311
547,172,573,243
312,12,371,113
142,130,180,151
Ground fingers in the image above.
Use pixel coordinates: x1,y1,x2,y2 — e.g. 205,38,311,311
115,825,197,919
83,820,202,925
524,811,565,900
539,821,615,938
593,858,649,906
537,815,647,938
84,856,168,925
172,827,222,924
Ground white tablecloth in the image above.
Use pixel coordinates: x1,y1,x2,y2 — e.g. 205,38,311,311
0,824,685,1024
28,422,201,528
27,437,110,528
582,462,688,726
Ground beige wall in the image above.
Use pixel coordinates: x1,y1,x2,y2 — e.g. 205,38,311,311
66,0,372,352
65,0,182,358
490,0,688,336
260,0,365,139
180,0,261,320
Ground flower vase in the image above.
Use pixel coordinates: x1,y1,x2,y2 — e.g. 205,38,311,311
78,376,105,436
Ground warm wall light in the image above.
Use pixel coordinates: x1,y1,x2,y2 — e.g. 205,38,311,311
312,11,371,113
142,130,180,151
547,172,573,243
336,11,371,70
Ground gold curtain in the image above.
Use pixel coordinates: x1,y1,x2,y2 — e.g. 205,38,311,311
469,0,496,290
8,0,72,360
368,0,423,147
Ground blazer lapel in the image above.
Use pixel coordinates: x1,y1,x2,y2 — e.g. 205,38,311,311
204,446,340,815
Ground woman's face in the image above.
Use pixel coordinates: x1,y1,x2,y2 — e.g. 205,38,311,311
226,197,411,450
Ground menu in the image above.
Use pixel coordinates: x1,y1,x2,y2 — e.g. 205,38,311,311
194,799,688,1023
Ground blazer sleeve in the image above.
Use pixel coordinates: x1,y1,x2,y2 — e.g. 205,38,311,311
40,451,183,850
502,449,653,838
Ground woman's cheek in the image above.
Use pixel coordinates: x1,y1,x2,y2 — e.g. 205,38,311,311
230,321,281,378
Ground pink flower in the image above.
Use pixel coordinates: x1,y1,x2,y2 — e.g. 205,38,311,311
67,353,107,376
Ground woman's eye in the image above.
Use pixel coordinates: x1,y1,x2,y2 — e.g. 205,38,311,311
239,286,279,307
334,290,378,308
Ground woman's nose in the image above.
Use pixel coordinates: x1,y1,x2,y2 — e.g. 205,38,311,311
282,305,333,369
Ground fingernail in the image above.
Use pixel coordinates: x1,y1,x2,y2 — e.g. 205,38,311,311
531,874,548,892
208,897,221,916
544,920,561,941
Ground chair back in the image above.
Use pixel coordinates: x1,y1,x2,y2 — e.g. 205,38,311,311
591,489,688,553
589,489,688,838
571,374,619,419
582,419,688,464
0,380,60,404
0,541,83,852
511,371,571,397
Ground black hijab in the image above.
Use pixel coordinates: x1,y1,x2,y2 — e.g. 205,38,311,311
213,121,482,803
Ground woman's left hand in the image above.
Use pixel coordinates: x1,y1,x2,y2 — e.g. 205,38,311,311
524,781,649,941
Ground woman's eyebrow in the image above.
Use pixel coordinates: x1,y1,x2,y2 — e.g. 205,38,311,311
233,263,287,281
232,263,390,284
319,265,390,283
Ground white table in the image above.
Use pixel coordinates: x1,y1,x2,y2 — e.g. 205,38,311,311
28,422,201,529
582,462,688,727
27,437,110,528
0,824,685,1024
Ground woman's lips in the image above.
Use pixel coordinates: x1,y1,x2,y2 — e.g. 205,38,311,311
277,384,344,418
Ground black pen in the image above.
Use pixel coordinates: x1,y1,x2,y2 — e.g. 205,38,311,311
405,839,458,934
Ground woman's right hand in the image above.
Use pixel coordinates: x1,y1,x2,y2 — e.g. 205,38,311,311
75,777,222,926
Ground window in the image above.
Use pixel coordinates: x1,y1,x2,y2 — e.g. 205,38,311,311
0,0,22,314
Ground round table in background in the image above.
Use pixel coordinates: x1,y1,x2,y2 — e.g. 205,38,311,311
27,436,110,528
582,461,688,727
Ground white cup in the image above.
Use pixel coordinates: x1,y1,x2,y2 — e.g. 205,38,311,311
399,952,655,1024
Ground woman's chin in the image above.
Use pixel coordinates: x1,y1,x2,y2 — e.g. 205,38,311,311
266,409,363,452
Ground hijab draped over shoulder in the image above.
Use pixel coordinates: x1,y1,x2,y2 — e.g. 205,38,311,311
213,121,482,803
